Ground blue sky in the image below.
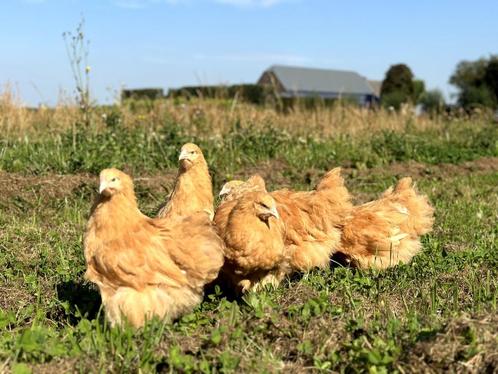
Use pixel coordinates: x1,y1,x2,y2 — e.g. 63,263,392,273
1,0,497,105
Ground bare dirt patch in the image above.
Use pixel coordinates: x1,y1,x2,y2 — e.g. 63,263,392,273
0,157,496,210
401,314,498,373
23,358,83,374
0,170,179,201
0,285,34,313
0,170,178,214
0,172,93,203
347,157,498,180
229,158,292,188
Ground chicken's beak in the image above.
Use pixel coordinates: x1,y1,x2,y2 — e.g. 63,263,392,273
98,181,108,194
269,206,280,220
178,149,190,161
219,185,230,197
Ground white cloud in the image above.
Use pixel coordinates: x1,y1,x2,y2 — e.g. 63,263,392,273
112,0,291,9
194,52,311,64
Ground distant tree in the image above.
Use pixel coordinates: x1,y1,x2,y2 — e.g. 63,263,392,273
380,92,407,111
449,57,489,91
449,55,498,109
483,59,498,100
419,89,445,114
380,64,417,109
458,85,496,109
413,79,426,103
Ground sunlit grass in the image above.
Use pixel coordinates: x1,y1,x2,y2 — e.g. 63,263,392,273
0,157,496,372
0,95,497,372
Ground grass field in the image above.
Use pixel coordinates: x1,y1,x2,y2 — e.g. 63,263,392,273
0,101,497,373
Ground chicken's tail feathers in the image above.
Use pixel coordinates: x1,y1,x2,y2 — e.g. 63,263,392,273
339,216,423,270
339,177,434,270
315,167,345,191
394,176,413,193
390,177,434,237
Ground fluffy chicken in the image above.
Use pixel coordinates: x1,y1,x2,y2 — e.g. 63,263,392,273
218,172,434,291
215,189,287,292
84,168,224,327
158,143,214,220
215,168,352,292
337,177,434,269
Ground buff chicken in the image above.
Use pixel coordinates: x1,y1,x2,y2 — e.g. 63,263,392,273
215,168,352,292
158,143,214,220
84,168,224,327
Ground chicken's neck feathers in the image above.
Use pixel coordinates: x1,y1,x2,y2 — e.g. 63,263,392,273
90,193,147,237
168,163,213,208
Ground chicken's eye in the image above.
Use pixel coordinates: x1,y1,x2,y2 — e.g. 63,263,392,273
260,203,270,209
111,177,117,182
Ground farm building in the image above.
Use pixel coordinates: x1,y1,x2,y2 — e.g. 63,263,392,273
258,65,380,106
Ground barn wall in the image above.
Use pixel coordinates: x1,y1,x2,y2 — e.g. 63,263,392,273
257,72,285,93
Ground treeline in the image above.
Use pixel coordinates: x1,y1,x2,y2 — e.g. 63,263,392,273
123,84,338,111
167,84,272,105
379,64,445,113
121,55,498,113
121,84,276,106
450,56,498,109
380,55,498,113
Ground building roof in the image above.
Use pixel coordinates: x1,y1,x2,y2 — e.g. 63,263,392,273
262,65,376,97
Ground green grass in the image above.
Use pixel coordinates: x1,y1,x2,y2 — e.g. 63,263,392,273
1,119,497,178
0,121,497,373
